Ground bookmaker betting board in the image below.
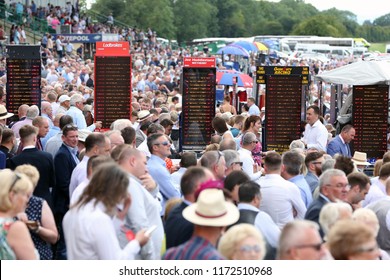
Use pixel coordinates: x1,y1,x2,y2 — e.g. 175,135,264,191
181,57,216,152
94,42,131,129
352,85,389,160
256,66,309,153
6,45,41,118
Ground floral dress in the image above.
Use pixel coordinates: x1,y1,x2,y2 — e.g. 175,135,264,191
0,217,16,260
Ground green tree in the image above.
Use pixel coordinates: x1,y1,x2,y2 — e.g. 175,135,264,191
292,14,349,37
173,0,218,43
373,13,390,26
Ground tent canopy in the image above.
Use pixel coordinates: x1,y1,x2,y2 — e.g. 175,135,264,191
316,60,390,85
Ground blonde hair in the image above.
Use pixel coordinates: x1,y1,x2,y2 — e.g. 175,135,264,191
15,164,40,188
352,208,380,236
319,202,352,236
218,224,266,260
0,169,33,212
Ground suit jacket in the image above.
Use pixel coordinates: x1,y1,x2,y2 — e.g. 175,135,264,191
304,195,329,237
164,201,194,249
53,144,78,215
0,145,15,169
327,135,351,157
9,147,56,209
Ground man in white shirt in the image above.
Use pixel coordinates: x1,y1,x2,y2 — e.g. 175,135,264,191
257,151,306,229
238,132,263,180
69,133,111,197
171,151,197,192
302,105,328,152
118,147,163,259
363,163,390,207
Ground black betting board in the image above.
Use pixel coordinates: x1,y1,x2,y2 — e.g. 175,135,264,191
352,85,389,161
264,75,303,153
6,45,41,117
181,67,216,151
94,56,131,129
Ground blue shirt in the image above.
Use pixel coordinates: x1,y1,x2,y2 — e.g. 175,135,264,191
41,126,60,149
66,106,95,131
163,236,225,260
248,104,260,116
289,174,313,208
147,155,181,214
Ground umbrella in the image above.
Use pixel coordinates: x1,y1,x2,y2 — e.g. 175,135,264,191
229,41,258,52
216,69,253,88
316,60,390,85
217,45,250,57
253,42,268,51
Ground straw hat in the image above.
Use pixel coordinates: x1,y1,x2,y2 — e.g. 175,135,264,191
78,129,92,142
351,151,370,166
0,105,14,120
137,110,152,122
182,189,239,227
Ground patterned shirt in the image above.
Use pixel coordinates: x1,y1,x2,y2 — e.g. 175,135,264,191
163,236,225,260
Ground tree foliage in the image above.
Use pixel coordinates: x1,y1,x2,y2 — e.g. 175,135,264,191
90,0,390,43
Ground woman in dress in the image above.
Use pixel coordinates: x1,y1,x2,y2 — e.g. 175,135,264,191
15,164,58,260
242,115,263,166
63,162,149,259
0,169,37,259
219,95,237,115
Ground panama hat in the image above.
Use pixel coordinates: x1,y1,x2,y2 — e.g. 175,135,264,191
137,110,152,122
0,105,14,120
78,129,92,142
351,151,371,166
183,189,239,227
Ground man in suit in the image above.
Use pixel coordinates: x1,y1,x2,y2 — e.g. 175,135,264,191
327,124,355,157
304,168,349,237
165,166,214,249
9,125,56,208
52,123,79,260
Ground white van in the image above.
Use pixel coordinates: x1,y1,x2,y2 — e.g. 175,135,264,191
329,47,352,58
294,43,331,54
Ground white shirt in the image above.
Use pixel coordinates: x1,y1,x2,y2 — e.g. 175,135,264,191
237,203,281,247
257,174,306,228
117,176,164,260
238,148,262,180
302,119,328,152
363,178,386,207
170,167,187,193
63,200,140,259
69,155,89,198
70,178,90,205
137,139,151,158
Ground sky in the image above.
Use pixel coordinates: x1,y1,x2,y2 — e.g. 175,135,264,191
269,0,389,23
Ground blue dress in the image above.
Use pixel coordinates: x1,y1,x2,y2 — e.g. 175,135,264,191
25,196,53,260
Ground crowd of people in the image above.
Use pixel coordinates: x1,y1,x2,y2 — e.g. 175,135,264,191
0,3,389,262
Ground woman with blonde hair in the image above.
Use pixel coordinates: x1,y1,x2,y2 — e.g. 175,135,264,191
63,162,149,259
218,224,266,260
0,169,37,259
15,164,58,260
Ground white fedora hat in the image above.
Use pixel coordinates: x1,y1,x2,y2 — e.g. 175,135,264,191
183,189,239,227
0,105,14,120
351,151,370,166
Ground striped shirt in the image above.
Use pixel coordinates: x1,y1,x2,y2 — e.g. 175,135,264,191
163,236,225,260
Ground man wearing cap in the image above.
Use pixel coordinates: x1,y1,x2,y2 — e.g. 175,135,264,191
0,104,14,128
327,124,355,157
56,95,71,115
302,105,328,152
163,188,239,260
66,94,101,132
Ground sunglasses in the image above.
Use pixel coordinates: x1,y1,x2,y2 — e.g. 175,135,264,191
294,243,323,251
231,161,243,167
355,244,379,253
239,244,261,253
155,141,170,146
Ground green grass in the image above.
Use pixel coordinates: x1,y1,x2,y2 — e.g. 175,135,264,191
369,42,387,52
